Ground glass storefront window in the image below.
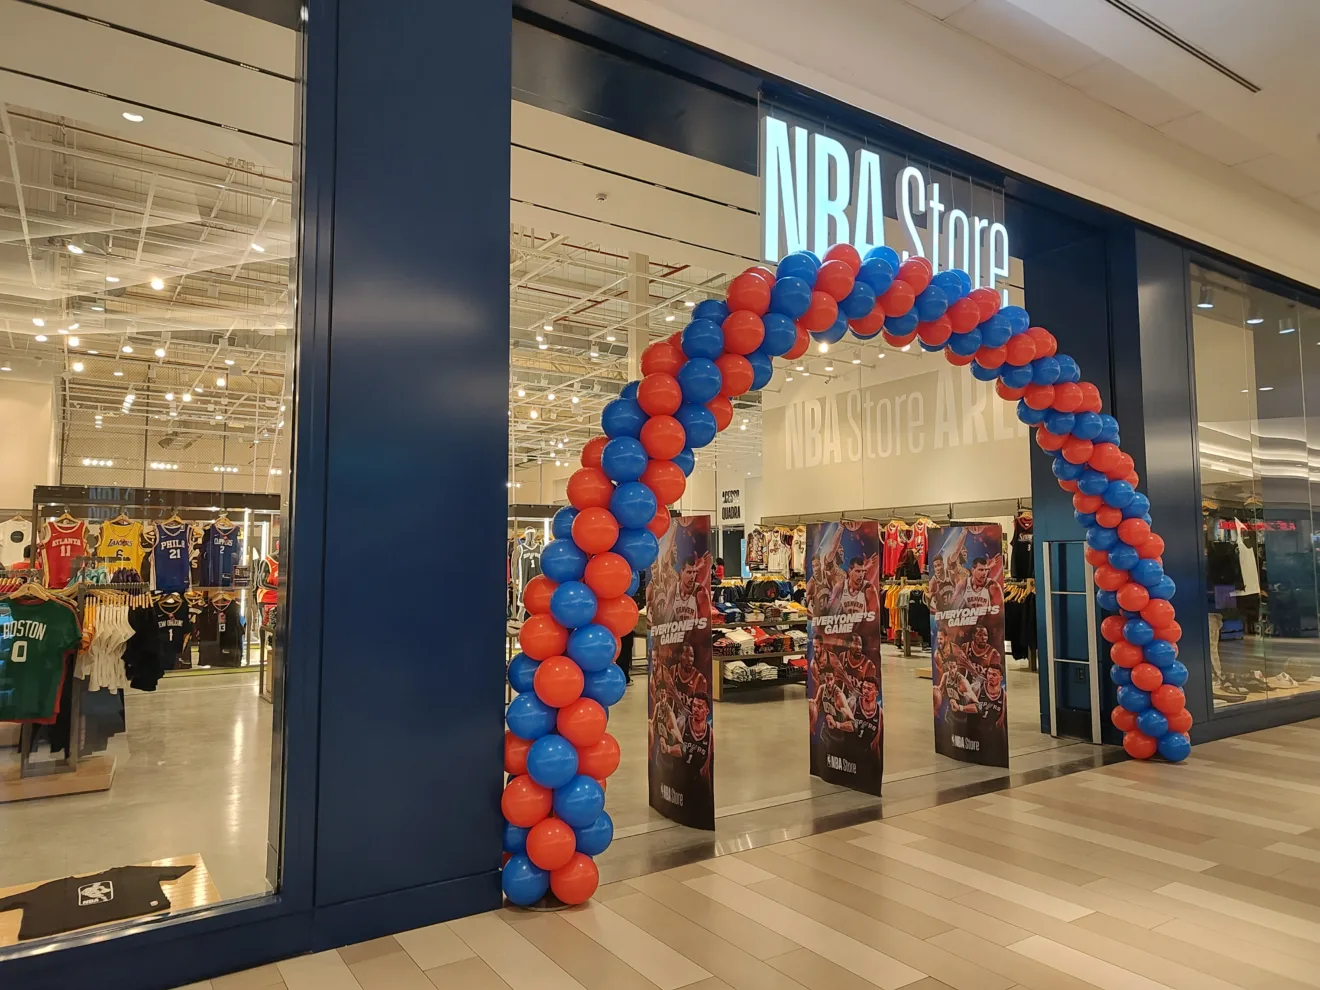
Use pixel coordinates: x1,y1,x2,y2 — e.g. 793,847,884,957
1192,263,1320,709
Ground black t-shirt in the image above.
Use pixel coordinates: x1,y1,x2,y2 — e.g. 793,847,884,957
0,865,192,940
196,600,245,667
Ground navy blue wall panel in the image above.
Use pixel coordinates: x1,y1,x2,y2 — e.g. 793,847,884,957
314,0,511,907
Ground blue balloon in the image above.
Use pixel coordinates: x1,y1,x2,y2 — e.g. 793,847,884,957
1118,685,1152,713
776,250,820,283
1096,414,1120,444
748,349,774,391
1144,639,1177,668
541,539,588,583
915,285,948,322
1072,411,1103,441
1149,575,1177,600
554,775,606,828
931,270,964,299
692,299,729,324
1086,526,1119,552
507,692,557,740
1121,492,1150,519
1163,659,1189,688
1158,732,1191,763
768,276,812,319
601,397,646,439
1074,510,1097,528
811,316,849,345
947,327,983,356
856,256,895,296
503,822,528,855
1031,356,1061,386
601,436,648,483
1017,400,1048,425
863,245,901,270
567,623,619,673
550,581,597,629
625,572,639,597
971,361,1002,383
582,663,628,707
920,340,947,353
620,381,639,400
1096,589,1119,612
674,403,717,448
1110,664,1133,686
551,506,578,541
1001,364,1034,389
527,733,579,789
613,527,659,570
885,311,919,335
1108,544,1139,570
1043,410,1075,436
1055,354,1080,383
676,357,722,404
851,319,885,341
1052,458,1085,481
980,314,1013,348
1120,609,1143,620
953,269,973,296
1103,480,1136,509
574,811,615,857
1078,469,1110,496
762,313,798,355
673,447,695,476
610,481,657,529
502,854,549,906
839,281,877,319
509,653,539,694
1123,619,1154,646
1136,709,1169,739
999,305,1030,334
682,319,724,359
1131,559,1164,587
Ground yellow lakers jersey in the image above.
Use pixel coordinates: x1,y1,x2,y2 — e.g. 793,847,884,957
98,519,145,574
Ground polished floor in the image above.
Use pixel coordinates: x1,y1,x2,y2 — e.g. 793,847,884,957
177,717,1320,990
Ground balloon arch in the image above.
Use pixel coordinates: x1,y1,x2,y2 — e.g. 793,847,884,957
500,242,1192,906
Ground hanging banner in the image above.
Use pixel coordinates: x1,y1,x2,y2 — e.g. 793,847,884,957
805,521,883,795
646,515,714,830
929,524,1009,767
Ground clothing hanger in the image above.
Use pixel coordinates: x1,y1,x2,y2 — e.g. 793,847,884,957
216,512,234,527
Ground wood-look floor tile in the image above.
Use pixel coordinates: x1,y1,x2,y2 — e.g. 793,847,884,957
925,929,1096,990
348,951,434,990
1077,778,1311,835
212,964,285,989
277,950,363,990
1157,881,1320,944
592,881,639,903
1103,762,1317,816
623,873,792,960
1152,917,1320,990
339,937,405,966
1008,935,1177,990
701,856,777,886
1201,863,1320,913
852,822,928,844
767,947,886,990
1171,760,1320,798
392,923,474,972
500,911,661,990
424,956,511,989
561,900,710,989
683,979,736,990
448,913,586,990
797,834,977,900
997,789,1218,846
661,863,715,883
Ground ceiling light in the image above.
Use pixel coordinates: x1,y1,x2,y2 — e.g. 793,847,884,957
152,347,166,358
785,375,793,382
32,318,43,327
571,396,580,404
224,358,235,366
1260,386,1275,392
181,392,192,402
105,276,120,284
1246,308,1264,325
851,358,862,365
216,376,226,387
606,335,616,342
279,405,285,412
169,411,177,417
516,388,526,397
91,306,104,311
801,370,811,376
901,344,911,352
878,353,886,360
665,314,676,322
1,367,11,373
71,361,84,373
557,441,564,448
215,414,224,420
68,337,79,348
68,323,79,331
795,365,804,372
67,244,83,255
251,243,266,253
195,385,204,393
1196,286,1214,309
589,348,599,357
818,342,829,353
739,424,746,431
825,365,834,371
685,300,695,308
1280,318,1297,335
121,111,144,123
547,392,556,400
121,345,133,353
543,324,553,332
113,368,123,377
150,278,164,291
538,343,548,350
554,460,561,467
34,334,47,342
165,392,174,401
58,328,68,335
529,409,538,419
535,334,543,342
88,350,98,355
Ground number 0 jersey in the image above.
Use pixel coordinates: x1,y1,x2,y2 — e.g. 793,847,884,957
0,598,81,722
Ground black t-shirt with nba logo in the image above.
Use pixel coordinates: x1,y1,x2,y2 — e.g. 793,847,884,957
0,864,193,940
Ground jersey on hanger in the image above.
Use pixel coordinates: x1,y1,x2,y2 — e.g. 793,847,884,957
0,864,193,940
0,597,81,722
201,522,242,587
881,521,908,577
98,520,145,575
906,520,929,571
41,520,86,589
151,523,192,593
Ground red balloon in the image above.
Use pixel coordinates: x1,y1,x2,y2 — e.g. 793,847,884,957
641,340,686,377
581,436,608,469
527,818,577,871
1116,582,1151,612
1084,547,1110,568
1112,706,1137,732
1117,518,1151,547
1024,384,1055,410
551,853,599,905
784,326,812,359
1073,493,1105,513
1113,452,1135,479
567,467,613,510
1078,382,1102,413
520,614,568,661
1124,471,1140,487
715,353,754,396
1100,615,1126,643
947,297,981,333
896,258,932,294
1130,662,1164,692
1088,442,1123,474
996,381,1026,401
849,308,886,337
667,331,683,349
1036,428,1067,453
576,732,621,779
641,459,686,505
1095,565,1130,592
800,291,839,331
722,310,765,355
1058,479,1080,493
572,506,620,555
1152,684,1186,716
596,777,608,793
916,317,953,347
1062,437,1094,465
584,552,632,599
523,574,557,615
824,243,862,274
502,774,552,828
1166,708,1193,734
1124,731,1158,760
1094,506,1122,529
881,329,917,347
535,655,585,708
707,396,734,432
646,502,671,538
504,731,531,775
1025,326,1057,358
1141,598,1176,629
1004,334,1037,367
969,287,1000,322
726,272,771,315
879,280,915,318
946,350,977,367
975,345,1007,370
557,698,608,748
595,594,639,638
637,373,683,416
1053,382,1083,413
749,264,777,288
640,415,686,460
1154,619,1182,643
815,260,856,301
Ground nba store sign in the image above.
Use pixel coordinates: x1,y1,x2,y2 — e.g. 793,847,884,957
760,113,1012,297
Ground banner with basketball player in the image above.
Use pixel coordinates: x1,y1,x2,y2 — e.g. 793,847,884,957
646,515,714,830
928,524,1009,767
805,521,883,796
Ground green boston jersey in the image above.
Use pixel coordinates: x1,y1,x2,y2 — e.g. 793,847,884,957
0,599,81,722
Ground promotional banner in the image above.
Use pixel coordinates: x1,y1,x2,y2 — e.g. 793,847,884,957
806,521,883,795
646,516,714,830
929,524,1009,767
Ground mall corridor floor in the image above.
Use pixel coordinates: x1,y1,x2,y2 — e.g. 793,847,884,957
178,720,1320,990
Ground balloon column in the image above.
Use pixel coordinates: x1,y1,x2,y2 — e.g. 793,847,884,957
502,242,1192,906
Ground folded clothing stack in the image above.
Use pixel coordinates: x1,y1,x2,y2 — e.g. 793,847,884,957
722,659,753,682
725,628,757,655
750,662,778,680
713,636,738,657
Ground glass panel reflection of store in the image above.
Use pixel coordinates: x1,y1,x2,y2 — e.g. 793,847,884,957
1192,264,1320,709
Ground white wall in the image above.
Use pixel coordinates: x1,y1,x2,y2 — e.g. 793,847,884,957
0,377,56,510
595,0,1320,290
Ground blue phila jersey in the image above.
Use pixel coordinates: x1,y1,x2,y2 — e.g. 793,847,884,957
152,522,192,592
202,522,242,587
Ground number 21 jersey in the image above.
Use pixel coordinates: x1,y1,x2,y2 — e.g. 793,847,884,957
152,523,191,592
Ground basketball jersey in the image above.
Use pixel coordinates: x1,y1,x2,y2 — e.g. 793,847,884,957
840,582,869,615
201,522,241,587
853,699,881,752
977,683,1006,723
906,521,929,570
842,655,871,697
152,523,192,593
968,642,999,673
257,555,279,606
98,520,145,575
680,718,710,768
961,581,994,612
673,590,699,625
41,520,86,589
882,522,908,577
1010,515,1034,580
0,598,81,722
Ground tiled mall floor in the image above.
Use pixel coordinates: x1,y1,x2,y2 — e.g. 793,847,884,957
179,719,1320,990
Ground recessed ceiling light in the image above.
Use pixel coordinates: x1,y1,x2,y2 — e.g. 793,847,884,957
851,358,861,365
67,244,83,255
105,276,120,283
543,324,553,332
606,335,616,342
68,337,79,347
825,365,834,371
91,306,104,312
685,300,695,308
121,345,133,353
538,343,548,350
182,392,192,402
165,392,174,401
250,243,266,253
122,111,144,123
32,318,44,327
516,388,525,397
901,344,911,352
155,347,166,358
571,396,580,404
34,334,46,342
818,342,829,353
216,376,226,387
529,409,538,419
224,358,235,366
113,368,123,376
665,314,676,322
547,392,556,400
150,278,164,291
71,361,84,373
88,349,98,354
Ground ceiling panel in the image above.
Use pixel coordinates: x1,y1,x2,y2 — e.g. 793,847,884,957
1158,112,1267,168
901,0,977,18
946,0,1104,80
1233,154,1320,201
1062,58,1195,129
